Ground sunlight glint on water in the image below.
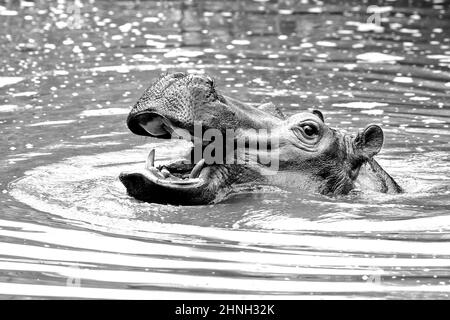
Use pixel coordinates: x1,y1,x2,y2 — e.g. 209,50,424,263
0,0,449,299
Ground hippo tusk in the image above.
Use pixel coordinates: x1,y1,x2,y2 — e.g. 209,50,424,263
145,149,165,179
189,159,206,179
146,148,155,168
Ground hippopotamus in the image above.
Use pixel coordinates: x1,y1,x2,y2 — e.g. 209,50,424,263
119,72,402,205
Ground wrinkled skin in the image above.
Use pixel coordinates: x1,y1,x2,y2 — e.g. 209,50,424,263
119,72,402,205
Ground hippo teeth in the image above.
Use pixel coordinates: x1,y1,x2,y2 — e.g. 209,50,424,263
144,148,205,183
189,159,206,179
145,149,165,179
160,168,171,178
146,148,155,168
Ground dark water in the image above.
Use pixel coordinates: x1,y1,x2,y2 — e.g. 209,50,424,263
0,0,449,299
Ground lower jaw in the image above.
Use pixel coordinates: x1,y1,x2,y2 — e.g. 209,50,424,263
119,164,228,205
119,171,215,205
119,154,276,205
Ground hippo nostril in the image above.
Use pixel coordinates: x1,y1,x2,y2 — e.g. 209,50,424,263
206,76,215,87
172,72,186,79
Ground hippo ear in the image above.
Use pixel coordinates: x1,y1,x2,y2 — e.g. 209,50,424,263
312,110,325,123
355,125,384,158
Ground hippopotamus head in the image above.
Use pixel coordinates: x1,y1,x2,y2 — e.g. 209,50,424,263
120,72,401,205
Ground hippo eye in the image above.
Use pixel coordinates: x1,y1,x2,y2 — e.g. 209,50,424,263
301,124,319,137
291,122,321,141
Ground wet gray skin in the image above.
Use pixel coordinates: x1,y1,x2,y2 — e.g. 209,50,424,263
119,72,402,205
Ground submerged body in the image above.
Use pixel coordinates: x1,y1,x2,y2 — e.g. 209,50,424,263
120,73,402,205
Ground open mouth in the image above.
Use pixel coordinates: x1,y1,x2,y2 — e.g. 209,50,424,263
119,112,224,205
139,148,208,186
118,147,219,205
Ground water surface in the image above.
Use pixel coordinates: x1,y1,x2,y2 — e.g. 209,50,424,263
1,0,449,299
